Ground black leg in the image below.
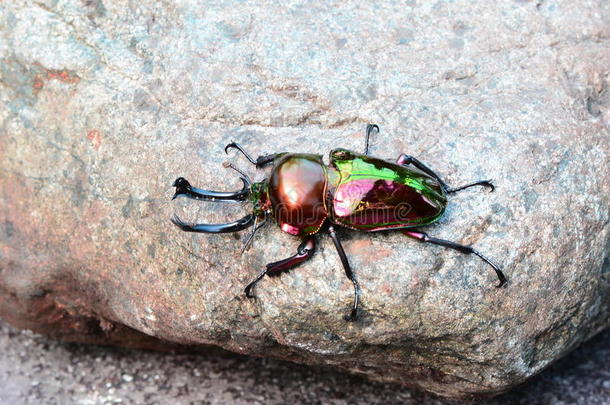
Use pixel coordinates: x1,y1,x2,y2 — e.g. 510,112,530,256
396,154,450,189
244,237,316,298
402,229,507,288
364,124,379,155
328,225,361,321
225,142,282,168
445,180,494,193
396,154,494,193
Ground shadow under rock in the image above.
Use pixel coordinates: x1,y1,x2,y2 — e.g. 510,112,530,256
0,322,608,404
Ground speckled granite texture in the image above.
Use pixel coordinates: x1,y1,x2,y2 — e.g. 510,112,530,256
1,0,609,400
0,321,609,405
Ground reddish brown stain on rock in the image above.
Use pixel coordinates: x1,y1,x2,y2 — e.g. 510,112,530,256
31,65,81,93
32,75,44,92
87,130,102,149
347,239,394,265
45,69,81,85
379,283,393,294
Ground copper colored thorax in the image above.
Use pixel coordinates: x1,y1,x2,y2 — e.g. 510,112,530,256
268,154,329,236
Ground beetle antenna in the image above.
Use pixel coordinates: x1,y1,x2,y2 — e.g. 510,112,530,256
223,161,253,194
240,215,267,254
223,161,250,181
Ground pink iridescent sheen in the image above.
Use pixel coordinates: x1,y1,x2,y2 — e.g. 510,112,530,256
331,177,444,231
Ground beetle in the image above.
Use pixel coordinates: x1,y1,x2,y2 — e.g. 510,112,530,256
171,124,507,321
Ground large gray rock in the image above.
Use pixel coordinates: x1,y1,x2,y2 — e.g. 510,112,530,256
0,0,608,399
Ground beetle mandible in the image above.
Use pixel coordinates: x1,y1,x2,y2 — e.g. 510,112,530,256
171,125,508,321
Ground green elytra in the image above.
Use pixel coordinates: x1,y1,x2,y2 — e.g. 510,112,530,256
329,148,447,231
171,125,507,321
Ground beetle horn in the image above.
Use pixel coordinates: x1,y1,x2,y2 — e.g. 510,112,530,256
172,177,251,201
171,213,255,233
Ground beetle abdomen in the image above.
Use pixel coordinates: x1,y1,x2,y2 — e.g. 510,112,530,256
328,149,446,231
269,154,328,236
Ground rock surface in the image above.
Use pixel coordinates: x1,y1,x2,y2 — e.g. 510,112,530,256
0,0,609,400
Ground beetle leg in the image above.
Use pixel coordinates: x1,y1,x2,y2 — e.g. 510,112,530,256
225,142,281,168
363,124,379,155
240,216,267,254
328,225,361,322
254,153,281,168
396,154,451,190
244,237,316,298
396,154,494,193
444,180,495,193
171,213,255,233
402,230,508,288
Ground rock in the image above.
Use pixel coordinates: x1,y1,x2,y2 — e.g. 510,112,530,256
0,0,608,400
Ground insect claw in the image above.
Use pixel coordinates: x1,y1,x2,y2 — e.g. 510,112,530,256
344,310,358,322
472,250,507,287
484,180,495,192
495,273,508,288
244,285,255,298
224,142,258,165
244,271,266,297
170,213,190,230
224,141,238,155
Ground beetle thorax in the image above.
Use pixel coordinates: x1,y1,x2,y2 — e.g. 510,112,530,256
268,154,328,236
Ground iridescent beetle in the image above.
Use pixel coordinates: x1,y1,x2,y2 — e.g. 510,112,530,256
171,125,507,321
